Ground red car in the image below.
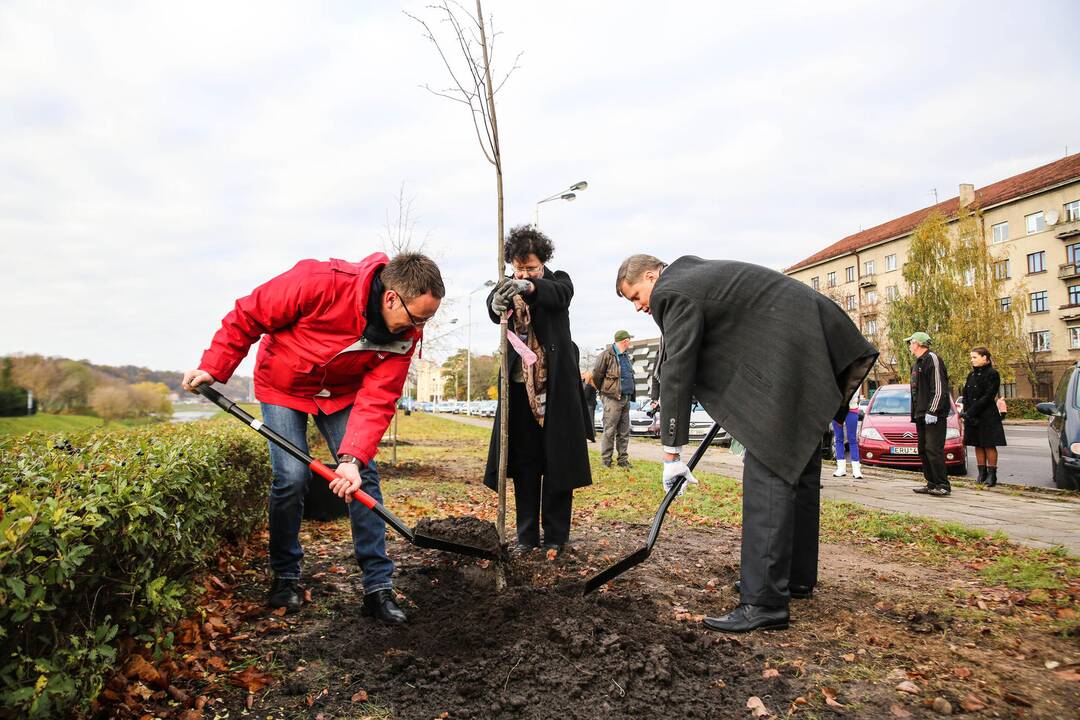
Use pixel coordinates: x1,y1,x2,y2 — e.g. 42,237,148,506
858,384,967,474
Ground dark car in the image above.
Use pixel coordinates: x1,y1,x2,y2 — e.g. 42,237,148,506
1037,362,1080,490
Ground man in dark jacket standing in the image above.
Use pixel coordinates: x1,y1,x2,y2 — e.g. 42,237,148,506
182,252,444,624
616,254,878,633
905,331,951,497
592,330,637,467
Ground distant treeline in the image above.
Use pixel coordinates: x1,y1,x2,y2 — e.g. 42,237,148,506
0,354,252,419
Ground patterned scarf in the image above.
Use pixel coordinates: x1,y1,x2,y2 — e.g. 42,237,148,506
511,295,548,425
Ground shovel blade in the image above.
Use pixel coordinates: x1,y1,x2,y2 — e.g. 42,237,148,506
412,533,498,560
583,546,650,594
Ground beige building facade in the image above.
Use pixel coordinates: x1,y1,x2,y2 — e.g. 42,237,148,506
412,358,446,403
786,154,1080,400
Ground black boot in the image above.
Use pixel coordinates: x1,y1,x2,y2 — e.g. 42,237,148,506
362,589,407,625
976,465,987,485
268,577,302,614
702,604,789,633
986,467,998,488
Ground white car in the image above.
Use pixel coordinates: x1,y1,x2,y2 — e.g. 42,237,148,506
649,401,731,445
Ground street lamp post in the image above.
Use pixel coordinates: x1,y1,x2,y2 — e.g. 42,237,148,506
467,280,497,414
535,180,588,227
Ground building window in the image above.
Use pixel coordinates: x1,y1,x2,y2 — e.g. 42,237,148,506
1030,290,1048,313
811,276,819,290
999,296,1011,312
865,318,878,335
863,260,875,276
1068,243,1080,267
827,271,837,287
1027,251,1046,274
1071,285,1080,306
1036,371,1054,400
963,267,975,286
1026,211,1046,235
1031,330,1051,352
845,266,855,283
994,259,1010,280
886,285,899,302
991,221,1009,244
1066,200,1080,223
1002,382,1017,399
1071,327,1080,350
845,294,856,310
884,254,897,272
865,289,877,304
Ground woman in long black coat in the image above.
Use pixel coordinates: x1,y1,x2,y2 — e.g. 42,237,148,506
961,346,1007,487
483,225,593,551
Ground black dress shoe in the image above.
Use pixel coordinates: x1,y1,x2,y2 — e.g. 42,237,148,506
733,580,812,600
912,485,932,494
617,460,632,468
703,604,789,633
362,589,407,624
268,577,302,614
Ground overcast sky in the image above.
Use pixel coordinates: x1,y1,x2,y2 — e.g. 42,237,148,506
2,0,1079,376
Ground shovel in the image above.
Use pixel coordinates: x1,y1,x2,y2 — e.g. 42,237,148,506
584,421,720,594
195,384,496,560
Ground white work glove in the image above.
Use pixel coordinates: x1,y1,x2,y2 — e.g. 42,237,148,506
662,460,698,496
490,291,510,314
924,414,938,425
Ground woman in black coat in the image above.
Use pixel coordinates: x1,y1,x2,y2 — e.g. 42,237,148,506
483,225,593,551
961,347,1007,487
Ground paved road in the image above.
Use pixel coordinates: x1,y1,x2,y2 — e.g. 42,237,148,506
961,424,1051,488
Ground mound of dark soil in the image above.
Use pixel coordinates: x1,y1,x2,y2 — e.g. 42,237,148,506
269,542,785,720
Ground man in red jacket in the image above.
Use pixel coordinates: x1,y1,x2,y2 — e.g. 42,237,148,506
182,252,444,624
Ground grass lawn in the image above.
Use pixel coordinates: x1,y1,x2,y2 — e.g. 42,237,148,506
0,413,154,438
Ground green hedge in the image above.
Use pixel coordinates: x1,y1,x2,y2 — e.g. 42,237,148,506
1003,397,1045,420
0,422,270,718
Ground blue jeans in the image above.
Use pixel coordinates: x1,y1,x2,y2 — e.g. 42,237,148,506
261,403,394,595
832,411,860,462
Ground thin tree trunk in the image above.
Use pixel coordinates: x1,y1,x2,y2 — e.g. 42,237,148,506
476,0,509,545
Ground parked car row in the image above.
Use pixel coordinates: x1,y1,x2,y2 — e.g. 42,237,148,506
413,400,498,417
592,400,731,446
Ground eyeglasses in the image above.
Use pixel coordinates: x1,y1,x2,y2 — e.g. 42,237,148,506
394,293,433,327
512,264,543,275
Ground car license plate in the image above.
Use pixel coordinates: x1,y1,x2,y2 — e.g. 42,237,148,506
890,446,919,455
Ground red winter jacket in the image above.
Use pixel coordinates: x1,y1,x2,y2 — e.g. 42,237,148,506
199,253,420,464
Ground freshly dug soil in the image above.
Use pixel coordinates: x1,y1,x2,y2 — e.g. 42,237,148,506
413,515,502,557
275,549,772,719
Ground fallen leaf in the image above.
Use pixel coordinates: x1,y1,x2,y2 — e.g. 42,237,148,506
842,653,856,662
351,690,369,703
1057,608,1078,620
271,606,288,617
1044,660,1060,670
545,548,558,561
762,668,780,678
206,656,228,672
890,704,912,718
960,694,987,712
951,666,972,679
1053,668,1080,682
231,666,273,693
746,696,770,718
304,588,314,603
895,680,920,695
823,686,845,709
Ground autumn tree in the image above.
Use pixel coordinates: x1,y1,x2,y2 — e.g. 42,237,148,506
886,209,1026,390
89,385,135,424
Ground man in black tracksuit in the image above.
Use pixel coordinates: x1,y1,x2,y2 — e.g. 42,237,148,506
906,331,951,497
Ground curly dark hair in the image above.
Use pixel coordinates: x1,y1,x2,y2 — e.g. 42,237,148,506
504,224,554,264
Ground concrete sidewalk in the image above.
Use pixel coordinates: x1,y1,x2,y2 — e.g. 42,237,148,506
429,414,1080,554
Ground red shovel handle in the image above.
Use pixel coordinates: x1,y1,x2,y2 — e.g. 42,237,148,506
308,459,377,510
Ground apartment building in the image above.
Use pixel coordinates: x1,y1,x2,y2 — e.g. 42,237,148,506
785,154,1080,399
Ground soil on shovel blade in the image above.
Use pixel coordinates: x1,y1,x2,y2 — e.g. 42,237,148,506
413,515,502,557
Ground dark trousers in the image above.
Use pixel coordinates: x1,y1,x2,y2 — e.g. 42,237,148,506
915,417,949,490
740,448,821,607
508,382,573,546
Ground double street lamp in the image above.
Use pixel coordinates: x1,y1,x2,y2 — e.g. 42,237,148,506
535,180,588,227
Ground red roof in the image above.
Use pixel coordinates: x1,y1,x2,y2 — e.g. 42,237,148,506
786,153,1080,273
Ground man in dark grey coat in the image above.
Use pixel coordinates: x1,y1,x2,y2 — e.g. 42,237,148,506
616,254,878,633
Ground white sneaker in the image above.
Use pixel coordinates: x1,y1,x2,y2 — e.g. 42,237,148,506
832,459,846,477
851,461,863,479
